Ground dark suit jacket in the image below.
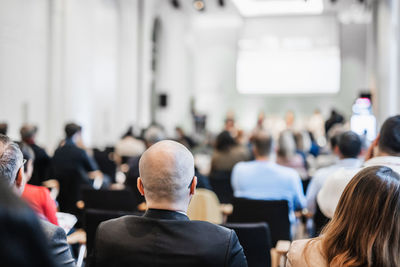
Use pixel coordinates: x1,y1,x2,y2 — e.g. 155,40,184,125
28,143,51,185
52,139,98,214
40,220,76,267
91,209,247,267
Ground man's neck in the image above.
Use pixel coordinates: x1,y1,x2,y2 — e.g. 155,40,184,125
375,151,399,158
255,155,269,161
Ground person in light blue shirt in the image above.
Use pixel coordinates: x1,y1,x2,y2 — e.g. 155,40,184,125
306,131,362,215
231,132,305,225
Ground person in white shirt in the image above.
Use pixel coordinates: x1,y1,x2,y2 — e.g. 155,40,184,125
306,131,362,215
317,115,400,218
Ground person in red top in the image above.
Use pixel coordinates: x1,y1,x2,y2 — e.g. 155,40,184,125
19,143,59,225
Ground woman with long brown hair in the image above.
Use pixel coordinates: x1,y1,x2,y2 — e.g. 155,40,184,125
287,165,400,267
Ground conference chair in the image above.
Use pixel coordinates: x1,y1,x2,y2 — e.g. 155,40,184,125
93,147,117,182
313,202,330,237
55,169,92,217
227,198,291,247
222,223,272,267
81,188,137,212
208,170,234,203
187,188,223,224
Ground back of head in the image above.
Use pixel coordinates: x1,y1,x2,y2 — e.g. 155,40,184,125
0,123,7,135
20,124,37,142
122,126,134,139
338,131,361,158
252,131,272,157
64,123,82,139
144,126,166,147
0,178,56,267
320,166,400,266
215,131,236,151
139,140,194,204
0,135,23,185
378,115,400,156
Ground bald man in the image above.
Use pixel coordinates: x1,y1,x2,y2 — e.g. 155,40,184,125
91,140,247,267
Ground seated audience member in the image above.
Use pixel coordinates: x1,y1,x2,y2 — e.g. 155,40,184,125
287,166,400,267
20,124,51,185
91,140,247,267
0,134,75,266
52,123,101,215
19,143,59,225
231,132,305,225
317,115,400,218
306,131,362,216
277,130,308,179
0,122,7,135
175,126,196,149
124,125,166,206
324,109,344,135
114,126,145,162
210,130,249,173
0,178,56,267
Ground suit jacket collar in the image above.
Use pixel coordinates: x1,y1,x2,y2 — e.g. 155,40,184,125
144,209,190,221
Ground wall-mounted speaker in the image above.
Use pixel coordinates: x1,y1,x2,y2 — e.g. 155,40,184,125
159,94,168,108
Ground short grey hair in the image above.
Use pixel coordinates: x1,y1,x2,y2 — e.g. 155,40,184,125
144,126,166,145
0,135,24,185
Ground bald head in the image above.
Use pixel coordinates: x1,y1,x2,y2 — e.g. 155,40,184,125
139,140,195,205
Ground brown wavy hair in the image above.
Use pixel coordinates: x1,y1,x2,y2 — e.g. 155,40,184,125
309,166,400,266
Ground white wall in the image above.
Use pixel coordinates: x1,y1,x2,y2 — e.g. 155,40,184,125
0,0,141,151
371,0,400,125
0,0,382,150
0,0,49,142
153,11,368,134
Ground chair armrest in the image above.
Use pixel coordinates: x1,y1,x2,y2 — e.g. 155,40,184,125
275,240,291,254
271,240,291,267
220,204,233,216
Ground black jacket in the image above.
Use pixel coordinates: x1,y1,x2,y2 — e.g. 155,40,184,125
40,220,76,267
91,209,247,267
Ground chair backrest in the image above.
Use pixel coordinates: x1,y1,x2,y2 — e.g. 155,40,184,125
93,148,117,182
55,169,91,215
222,222,272,267
208,170,233,203
84,209,137,256
313,201,330,237
82,188,137,212
187,188,223,224
228,198,290,246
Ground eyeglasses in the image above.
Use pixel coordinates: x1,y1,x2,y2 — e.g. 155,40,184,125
14,159,27,183
188,176,195,189
22,159,27,168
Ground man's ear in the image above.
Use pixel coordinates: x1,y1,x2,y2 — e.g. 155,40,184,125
189,176,197,196
15,167,25,190
333,145,341,156
137,177,145,196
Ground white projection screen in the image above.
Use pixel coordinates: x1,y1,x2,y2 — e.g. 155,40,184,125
236,16,341,94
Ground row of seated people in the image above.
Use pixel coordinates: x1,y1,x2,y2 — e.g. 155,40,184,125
1,119,400,266
2,114,398,266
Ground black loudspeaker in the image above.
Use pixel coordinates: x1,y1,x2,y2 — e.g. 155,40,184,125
159,94,168,108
